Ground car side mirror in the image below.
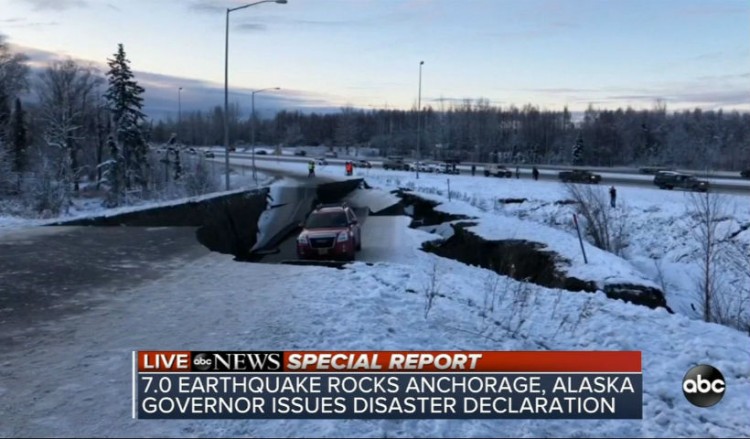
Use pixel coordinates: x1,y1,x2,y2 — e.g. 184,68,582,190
350,220,358,225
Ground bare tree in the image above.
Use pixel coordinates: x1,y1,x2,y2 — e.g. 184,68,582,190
0,34,29,97
565,182,630,255
687,190,730,324
727,237,750,333
0,35,29,196
0,34,30,116
335,107,358,154
37,59,103,197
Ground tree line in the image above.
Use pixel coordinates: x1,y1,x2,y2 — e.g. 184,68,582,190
3,32,749,219
0,35,216,217
151,98,750,171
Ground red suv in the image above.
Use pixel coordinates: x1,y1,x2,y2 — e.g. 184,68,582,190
296,203,362,260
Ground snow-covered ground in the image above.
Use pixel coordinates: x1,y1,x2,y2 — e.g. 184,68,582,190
0,169,276,234
247,158,750,325
2,156,749,437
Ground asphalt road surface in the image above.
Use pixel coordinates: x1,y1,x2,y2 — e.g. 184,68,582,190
237,153,750,195
0,226,209,331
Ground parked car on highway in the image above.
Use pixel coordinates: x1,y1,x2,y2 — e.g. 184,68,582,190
653,171,709,192
296,203,361,261
324,151,338,158
405,161,431,172
203,151,215,158
439,162,460,175
294,150,307,156
740,169,750,179
639,166,674,174
484,164,513,178
353,160,372,168
424,163,443,173
316,158,329,166
382,157,408,171
256,150,267,155
652,171,679,188
187,147,197,155
558,169,602,184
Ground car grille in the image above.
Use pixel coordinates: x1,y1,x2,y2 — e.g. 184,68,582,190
309,237,335,248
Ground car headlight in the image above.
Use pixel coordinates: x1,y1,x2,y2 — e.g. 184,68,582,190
337,232,349,242
297,235,309,245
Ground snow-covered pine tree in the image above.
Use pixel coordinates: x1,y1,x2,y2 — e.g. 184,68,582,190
9,98,26,173
99,135,125,207
572,133,584,165
0,92,11,195
104,43,148,195
173,149,182,181
0,138,13,195
0,87,9,138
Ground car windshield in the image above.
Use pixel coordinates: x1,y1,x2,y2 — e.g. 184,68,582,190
305,211,348,229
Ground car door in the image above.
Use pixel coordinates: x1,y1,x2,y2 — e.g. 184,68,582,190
346,208,360,244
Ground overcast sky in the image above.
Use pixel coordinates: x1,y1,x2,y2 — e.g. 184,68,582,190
2,0,748,119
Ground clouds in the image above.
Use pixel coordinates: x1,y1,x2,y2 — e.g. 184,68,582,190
521,75,750,111
4,0,748,114
15,0,87,11
0,17,59,28
235,23,268,32
15,44,339,119
187,0,224,14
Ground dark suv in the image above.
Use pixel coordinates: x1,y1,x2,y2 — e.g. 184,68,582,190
296,203,361,261
653,171,709,192
639,166,674,174
558,169,602,184
741,169,750,179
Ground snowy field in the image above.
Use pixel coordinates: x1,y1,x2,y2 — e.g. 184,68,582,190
1,157,749,437
250,158,750,323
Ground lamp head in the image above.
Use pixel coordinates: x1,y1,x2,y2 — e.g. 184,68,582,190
275,0,287,3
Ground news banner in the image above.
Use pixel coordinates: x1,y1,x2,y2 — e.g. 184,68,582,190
133,351,642,419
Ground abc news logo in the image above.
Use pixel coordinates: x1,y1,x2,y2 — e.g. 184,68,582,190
192,352,283,372
682,364,725,407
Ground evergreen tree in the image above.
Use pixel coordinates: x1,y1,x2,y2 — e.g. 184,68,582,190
0,138,12,195
99,135,125,207
172,149,182,181
0,88,9,141
9,98,26,173
572,132,584,165
104,43,148,192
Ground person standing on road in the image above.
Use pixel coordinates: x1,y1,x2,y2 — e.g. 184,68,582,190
609,185,617,207
308,160,315,177
532,166,539,181
471,164,476,176
515,166,520,179
345,161,353,176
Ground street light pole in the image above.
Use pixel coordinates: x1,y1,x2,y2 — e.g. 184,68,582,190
416,60,424,179
251,87,280,184
224,0,287,191
177,87,182,144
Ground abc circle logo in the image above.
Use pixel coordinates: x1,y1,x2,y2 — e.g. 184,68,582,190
192,353,213,371
682,364,725,407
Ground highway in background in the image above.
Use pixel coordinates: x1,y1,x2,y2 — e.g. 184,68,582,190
219,149,750,195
